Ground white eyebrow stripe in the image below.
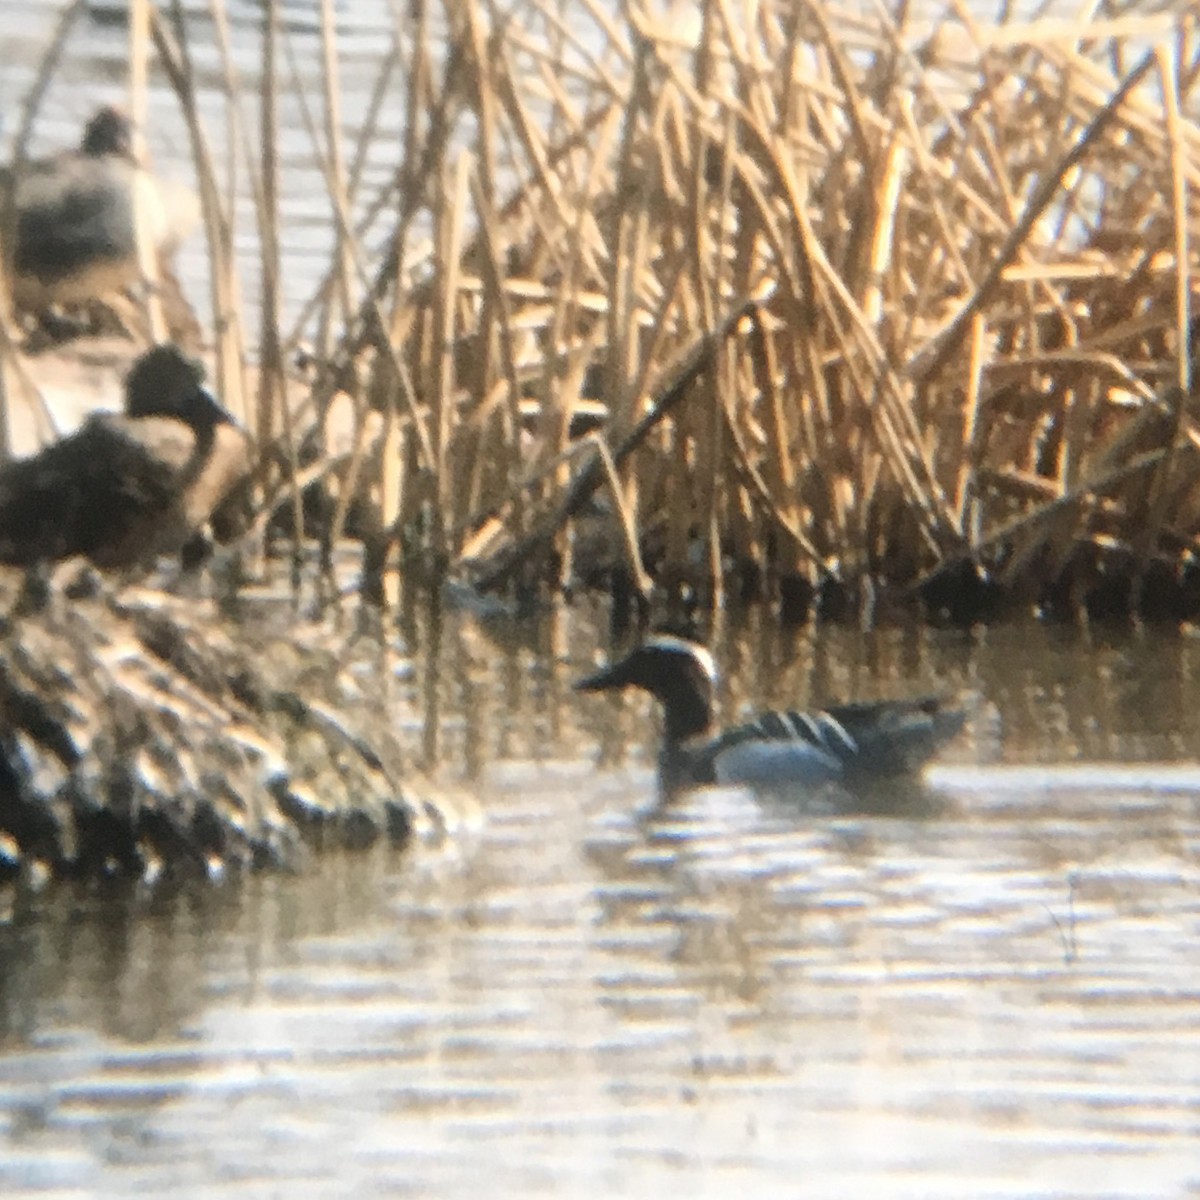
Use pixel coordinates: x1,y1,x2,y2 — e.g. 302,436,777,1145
813,711,858,755
642,635,718,684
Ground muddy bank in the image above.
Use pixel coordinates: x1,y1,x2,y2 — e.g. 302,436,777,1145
0,563,442,885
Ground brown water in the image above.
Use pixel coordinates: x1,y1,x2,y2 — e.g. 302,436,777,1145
2,601,1200,1198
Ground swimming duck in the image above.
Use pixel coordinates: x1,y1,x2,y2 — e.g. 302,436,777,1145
576,635,971,796
0,344,251,570
3,105,198,314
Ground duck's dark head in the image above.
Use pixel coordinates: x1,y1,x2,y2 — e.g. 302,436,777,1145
124,345,237,432
80,105,134,159
575,635,717,744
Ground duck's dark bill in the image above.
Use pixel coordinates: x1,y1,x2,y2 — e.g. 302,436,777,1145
575,666,614,692
195,386,238,427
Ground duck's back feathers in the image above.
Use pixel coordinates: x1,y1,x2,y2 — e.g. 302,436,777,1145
0,414,195,566
698,695,971,789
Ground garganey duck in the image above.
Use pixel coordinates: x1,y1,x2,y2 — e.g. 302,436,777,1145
576,635,972,797
0,344,250,570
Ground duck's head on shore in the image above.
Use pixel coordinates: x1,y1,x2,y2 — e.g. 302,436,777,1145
124,342,237,431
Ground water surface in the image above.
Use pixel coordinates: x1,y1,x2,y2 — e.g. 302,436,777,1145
1,608,1199,1197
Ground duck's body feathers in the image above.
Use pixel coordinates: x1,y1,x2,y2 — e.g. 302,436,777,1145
680,695,970,791
0,345,249,570
1,106,199,311
577,635,972,798
14,160,136,287
0,414,199,567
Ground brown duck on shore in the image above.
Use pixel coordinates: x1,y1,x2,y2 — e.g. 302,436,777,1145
0,344,251,570
2,105,199,316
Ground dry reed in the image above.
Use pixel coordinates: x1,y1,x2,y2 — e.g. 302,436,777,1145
4,0,1200,622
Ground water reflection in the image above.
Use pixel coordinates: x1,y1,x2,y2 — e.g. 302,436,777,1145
1,605,1200,1195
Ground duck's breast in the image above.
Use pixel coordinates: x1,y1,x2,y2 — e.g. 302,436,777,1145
180,423,251,531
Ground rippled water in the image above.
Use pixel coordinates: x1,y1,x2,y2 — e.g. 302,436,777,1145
2,603,1200,1197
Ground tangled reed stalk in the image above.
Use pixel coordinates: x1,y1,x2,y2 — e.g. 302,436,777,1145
8,1,1200,622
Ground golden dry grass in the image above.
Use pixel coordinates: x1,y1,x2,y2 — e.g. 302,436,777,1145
4,0,1200,621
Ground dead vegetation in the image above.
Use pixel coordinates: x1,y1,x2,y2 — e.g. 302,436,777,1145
3,0,1199,622
0,562,427,882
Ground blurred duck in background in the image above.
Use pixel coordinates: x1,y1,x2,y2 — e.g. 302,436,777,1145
1,105,200,341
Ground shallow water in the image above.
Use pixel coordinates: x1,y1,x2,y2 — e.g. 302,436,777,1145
2,604,1200,1198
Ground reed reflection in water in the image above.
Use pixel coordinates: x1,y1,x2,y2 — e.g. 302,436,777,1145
0,609,1199,1196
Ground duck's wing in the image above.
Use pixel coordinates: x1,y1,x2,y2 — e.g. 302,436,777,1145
702,695,969,787
817,694,970,776
699,712,849,787
0,415,191,565
14,158,136,283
